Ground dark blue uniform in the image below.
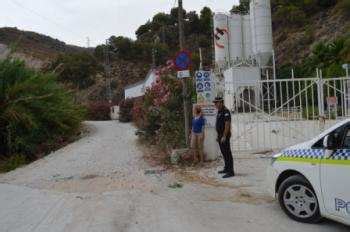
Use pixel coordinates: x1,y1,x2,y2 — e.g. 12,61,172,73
216,107,234,174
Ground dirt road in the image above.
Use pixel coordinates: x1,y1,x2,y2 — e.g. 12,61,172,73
0,121,348,232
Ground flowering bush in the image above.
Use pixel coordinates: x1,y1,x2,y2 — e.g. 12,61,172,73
119,98,134,122
138,73,187,149
85,101,112,121
132,96,145,128
149,76,171,107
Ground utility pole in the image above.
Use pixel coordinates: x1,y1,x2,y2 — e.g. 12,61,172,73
152,48,156,68
199,48,203,70
152,35,160,68
178,0,190,147
104,40,112,103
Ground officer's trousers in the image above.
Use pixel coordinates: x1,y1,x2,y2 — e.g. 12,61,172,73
218,138,234,173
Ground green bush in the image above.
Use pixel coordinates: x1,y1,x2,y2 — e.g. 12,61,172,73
137,74,187,149
302,106,319,120
119,98,134,122
48,52,102,89
231,0,249,14
0,58,85,159
274,5,307,26
335,0,350,16
0,154,27,172
85,101,111,121
281,36,350,78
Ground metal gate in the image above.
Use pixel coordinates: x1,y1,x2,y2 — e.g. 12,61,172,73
225,73,350,153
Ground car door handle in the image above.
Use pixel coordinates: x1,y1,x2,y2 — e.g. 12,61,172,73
310,163,317,166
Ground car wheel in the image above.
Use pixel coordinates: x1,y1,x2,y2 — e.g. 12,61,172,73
278,175,321,223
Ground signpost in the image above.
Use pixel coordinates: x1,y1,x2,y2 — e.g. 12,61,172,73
195,70,216,127
177,70,190,79
175,50,191,77
174,50,192,146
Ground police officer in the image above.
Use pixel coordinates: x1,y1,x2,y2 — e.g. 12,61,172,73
213,97,235,178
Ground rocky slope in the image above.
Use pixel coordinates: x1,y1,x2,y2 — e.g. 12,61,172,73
273,5,350,66
0,27,87,65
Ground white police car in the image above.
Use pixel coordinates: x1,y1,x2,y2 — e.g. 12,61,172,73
268,119,350,226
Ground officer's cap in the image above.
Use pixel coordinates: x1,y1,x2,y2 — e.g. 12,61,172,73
213,97,224,103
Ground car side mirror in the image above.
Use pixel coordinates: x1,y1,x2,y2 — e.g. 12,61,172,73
323,134,336,158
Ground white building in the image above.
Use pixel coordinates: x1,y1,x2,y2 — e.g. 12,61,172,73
124,69,157,99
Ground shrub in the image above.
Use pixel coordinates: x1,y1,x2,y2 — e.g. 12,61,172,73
47,52,102,89
0,154,27,172
302,106,319,120
136,74,187,149
119,98,134,122
335,0,350,16
0,58,85,160
274,5,306,27
132,96,145,128
286,36,350,77
85,101,112,121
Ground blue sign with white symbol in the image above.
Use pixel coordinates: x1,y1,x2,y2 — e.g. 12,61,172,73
204,82,211,91
196,83,204,92
175,51,191,71
195,71,214,103
203,72,210,81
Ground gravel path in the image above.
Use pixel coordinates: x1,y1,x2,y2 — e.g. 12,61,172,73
0,121,348,232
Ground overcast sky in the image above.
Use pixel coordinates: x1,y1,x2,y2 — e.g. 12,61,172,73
0,0,239,47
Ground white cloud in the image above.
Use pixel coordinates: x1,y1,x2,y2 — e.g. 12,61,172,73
0,0,239,47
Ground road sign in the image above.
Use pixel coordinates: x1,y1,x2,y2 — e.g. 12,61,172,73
342,64,349,70
174,50,191,71
177,70,190,79
195,71,214,104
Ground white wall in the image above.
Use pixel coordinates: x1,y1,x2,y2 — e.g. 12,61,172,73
110,106,119,120
144,70,157,89
124,82,145,99
224,67,261,111
124,69,158,100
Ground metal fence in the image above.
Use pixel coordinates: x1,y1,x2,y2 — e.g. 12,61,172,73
225,71,350,153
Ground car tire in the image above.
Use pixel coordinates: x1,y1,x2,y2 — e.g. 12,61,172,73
278,175,322,223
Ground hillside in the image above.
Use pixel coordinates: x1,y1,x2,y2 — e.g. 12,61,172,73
271,1,350,68
0,27,87,61
0,27,150,103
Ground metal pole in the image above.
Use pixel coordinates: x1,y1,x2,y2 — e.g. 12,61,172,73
345,66,350,115
227,15,231,68
199,48,203,70
240,14,245,63
272,50,277,109
178,0,190,147
152,48,156,68
104,40,112,104
317,68,324,118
